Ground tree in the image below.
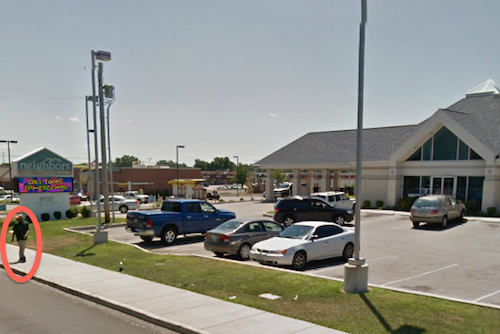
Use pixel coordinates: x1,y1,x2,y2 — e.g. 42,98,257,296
113,155,139,167
211,157,236,171
232,164,248,189
156,160,187,168
273,170,287,185
193,157,236,171
194,159,210,170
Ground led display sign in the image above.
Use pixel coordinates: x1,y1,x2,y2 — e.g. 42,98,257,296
18,177,73,193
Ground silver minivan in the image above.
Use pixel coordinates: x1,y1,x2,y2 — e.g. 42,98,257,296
410,195,466,228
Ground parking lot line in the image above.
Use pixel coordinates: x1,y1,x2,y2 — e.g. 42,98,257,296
473,289,500,302
381,264,458,286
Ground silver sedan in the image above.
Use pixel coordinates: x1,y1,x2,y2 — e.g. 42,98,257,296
410,195,466,228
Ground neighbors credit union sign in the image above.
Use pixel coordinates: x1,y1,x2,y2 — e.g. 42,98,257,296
13,147,73,177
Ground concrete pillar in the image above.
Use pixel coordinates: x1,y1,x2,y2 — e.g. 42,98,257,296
265,169,274,201
333,169,341,190
387,167,402,208
344,259,369,293
292,169,300,196
307,170,314,196
319,169,329,192
482,166,500,211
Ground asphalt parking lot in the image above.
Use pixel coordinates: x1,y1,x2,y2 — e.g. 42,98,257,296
78,201,500,308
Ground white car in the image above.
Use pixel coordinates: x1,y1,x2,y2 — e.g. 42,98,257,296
310,191,356,210
98,195,139,213
0,194,20,202
249,221,355,270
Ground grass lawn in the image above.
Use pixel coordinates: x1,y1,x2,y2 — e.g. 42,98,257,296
2,217,499,334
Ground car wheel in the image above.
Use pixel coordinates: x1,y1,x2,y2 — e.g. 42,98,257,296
214,252,224,257
441,215,448,228
292,251,307,270
140,236,153,243
460,210,465,222
238,244,251,260
413,221,420,228
283,216,296,227
342,243,354,261
333,214,346,226
161,226,177,245
119,205,128,213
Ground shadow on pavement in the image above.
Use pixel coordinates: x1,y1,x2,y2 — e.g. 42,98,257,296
359,293,426,334
137,235,205,249
413,219,468,232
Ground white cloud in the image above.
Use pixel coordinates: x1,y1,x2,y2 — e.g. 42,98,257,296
70,117,80,122
126,118,132,122
55,116,62,121
203,141,208,146
269,113,279,118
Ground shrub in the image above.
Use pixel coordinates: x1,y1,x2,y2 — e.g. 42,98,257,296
54,211,62,220
80,206,92,218
487,207,497,216
376,200,384,208
240,198,244,201
464,200,481,215
66,207,79,218
41,213,50,221
362,200,371,208
397,196,418,211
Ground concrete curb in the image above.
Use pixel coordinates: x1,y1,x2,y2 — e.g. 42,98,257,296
0,262,210,334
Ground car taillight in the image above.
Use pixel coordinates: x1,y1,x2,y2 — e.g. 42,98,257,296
430,210,440,215
205,232,210,239
220,235,231,243
146,219,153,228
136,200,139,205
410,209,416,214
274,207,280,212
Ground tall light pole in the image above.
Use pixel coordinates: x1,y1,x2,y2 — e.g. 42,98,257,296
105,84,115,223
91,50,111,244
344,0,369,293
85,96,94,203
0,140,17,191
176,145,184,197
233,155,239,196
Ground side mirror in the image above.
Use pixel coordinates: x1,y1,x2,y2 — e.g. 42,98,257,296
311,235,319,241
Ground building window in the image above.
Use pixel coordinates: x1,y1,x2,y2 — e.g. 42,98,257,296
433,127,457,160
406,126,484,162
403,175,484,207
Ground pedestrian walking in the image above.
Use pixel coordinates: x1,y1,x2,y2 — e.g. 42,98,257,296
11,214,30,263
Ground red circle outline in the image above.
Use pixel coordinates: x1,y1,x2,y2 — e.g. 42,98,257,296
1,206,43,283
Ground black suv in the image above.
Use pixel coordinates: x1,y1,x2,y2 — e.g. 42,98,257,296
274,197,354,226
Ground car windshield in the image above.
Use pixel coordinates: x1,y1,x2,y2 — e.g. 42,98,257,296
276,184,289,189
279,225,313,239
413,198,439,208
215,220,243,231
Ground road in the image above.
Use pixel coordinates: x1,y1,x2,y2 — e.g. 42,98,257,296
0,271,177,334
89,202,500,307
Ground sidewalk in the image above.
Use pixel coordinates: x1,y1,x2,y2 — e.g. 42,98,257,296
0,244,347,334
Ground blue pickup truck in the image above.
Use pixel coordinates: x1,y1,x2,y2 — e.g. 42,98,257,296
126,199,236,245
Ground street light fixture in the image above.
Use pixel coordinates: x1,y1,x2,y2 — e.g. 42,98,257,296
176,145,185,197
0,140,17,191
233,156,239,196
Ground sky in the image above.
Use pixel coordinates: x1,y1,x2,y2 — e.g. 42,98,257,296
1,0,500,167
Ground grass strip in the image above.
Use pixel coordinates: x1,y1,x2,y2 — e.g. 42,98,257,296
3,217,499,334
